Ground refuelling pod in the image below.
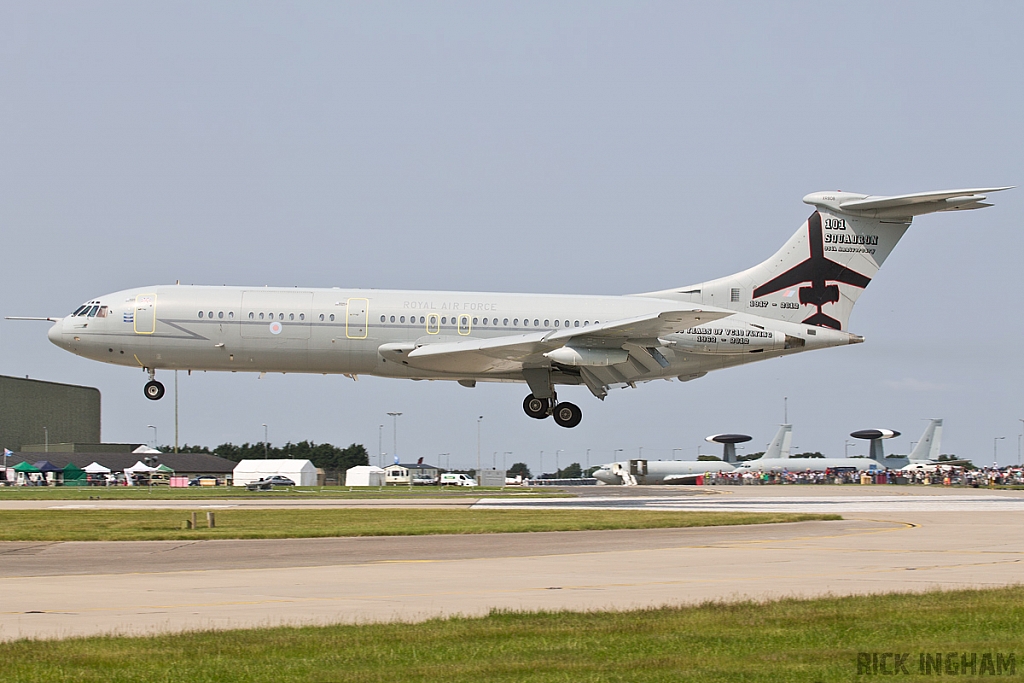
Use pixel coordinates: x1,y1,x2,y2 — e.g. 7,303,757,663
544,346,629,367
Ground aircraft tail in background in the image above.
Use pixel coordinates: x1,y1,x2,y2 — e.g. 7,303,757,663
761,424,792,460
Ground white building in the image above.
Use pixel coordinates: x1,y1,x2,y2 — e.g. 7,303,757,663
232,459,317,486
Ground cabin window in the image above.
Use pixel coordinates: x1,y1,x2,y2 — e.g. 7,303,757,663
400,316,405,323
564,320,569,327
523,319,529,327
534,319,539,326
574,321,580,327
390,315,396,323
544,319,550,327
554,320,559,327
218,312,224,319
299,313,304,321
584,320,589,326
249,312,255,320
229,312,235,319
441,317,447,324
503,318,509,326
329,314,335,321
289,313,294,321
279,313,285,320
379,315,385,323
473,317,478,325
207,311,212,319
198,311,204,318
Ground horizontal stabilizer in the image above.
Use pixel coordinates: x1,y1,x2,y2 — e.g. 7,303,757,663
804,187,1012,219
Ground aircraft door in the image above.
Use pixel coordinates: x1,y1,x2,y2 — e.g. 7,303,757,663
346,298,368,339
134,294,156,334
457,314,471,336
426,314,440,334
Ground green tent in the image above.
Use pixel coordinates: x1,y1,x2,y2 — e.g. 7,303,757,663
12,461,40,473
155,464,175,473
63,463,88,486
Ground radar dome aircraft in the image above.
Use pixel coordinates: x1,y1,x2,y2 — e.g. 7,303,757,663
17,187,1009,428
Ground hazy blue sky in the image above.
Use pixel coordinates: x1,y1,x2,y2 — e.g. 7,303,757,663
2,1,1022,471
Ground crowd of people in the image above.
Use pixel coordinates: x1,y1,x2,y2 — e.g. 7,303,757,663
702,466,1024,487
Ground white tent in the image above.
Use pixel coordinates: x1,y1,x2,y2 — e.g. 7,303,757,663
83,462,111,474
232,459,317,486
345,465,386,487
125,461,157,473
132,445,162,454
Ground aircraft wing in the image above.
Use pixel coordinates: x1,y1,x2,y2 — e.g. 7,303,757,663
402,309,730,374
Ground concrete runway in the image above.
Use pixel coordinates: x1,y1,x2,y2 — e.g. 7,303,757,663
1,486,1022,641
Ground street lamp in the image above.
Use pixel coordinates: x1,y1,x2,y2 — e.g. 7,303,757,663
556,449,563,476
503,451,512,473
994,436,1006,467
1019,419,1024,466
262,424,268,459
147,425,157,448
586,448,591,468
613,448,624,462
387,412,402,462
378,424,384,468
476,416,483,474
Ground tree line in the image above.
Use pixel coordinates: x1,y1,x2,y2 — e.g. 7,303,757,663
162,441,369,471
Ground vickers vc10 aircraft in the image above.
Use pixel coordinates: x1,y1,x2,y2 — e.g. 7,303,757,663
25,187,1008,428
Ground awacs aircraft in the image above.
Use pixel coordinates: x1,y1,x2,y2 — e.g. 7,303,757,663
22,187,1008,428
734,424,887,473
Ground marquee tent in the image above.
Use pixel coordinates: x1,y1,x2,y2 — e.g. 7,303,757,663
125,461,157,473
344,465,386,487
233,459,317,486
63,463,87,486
12,461,40,473
83,462,111,474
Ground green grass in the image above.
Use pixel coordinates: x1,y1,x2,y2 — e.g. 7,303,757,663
2,587,1021,681
0,509,836,541
0,485,559,500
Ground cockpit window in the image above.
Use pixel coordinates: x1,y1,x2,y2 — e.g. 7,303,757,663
72,306,88,316
96,306,108,318
87,305,100,317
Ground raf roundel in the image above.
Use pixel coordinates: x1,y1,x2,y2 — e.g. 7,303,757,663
269,321,283,335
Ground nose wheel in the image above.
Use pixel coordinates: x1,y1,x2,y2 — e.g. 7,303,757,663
144,380,165,401
523,394,582,428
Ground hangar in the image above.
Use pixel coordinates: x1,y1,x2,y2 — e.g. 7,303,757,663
0,375,100,451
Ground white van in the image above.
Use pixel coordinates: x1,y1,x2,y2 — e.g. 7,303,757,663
440,473,478,487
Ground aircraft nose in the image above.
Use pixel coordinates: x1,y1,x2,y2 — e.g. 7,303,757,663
47,319,65,347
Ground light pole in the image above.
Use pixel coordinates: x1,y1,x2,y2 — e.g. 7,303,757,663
556,449,563,476
44,427,48,453
440,453,450,471
378,424,384,468
845,440,851,457
1019,419,1024,466
387,412,402,462
262,424,268,459
539,450,544,477
503,451,511,473
492,451,497,468
147,425,157,448
476,416,483,474
672,448,682,460
994,436,1005,467
614,448,623,463
586,448,591,468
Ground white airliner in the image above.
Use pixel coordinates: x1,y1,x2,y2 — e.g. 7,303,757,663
733,424,886,473
19,187,1008,428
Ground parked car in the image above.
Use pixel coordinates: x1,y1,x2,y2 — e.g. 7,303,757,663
246,475,296,490
189,476,220,487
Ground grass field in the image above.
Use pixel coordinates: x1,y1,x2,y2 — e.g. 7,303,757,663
0,485,559,500
2,587,1021,682
0,509,835,541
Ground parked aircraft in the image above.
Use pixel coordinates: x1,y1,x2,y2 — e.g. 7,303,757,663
19,187,1008,427
734,424,887,473
899,419,969,470
592,458,734,485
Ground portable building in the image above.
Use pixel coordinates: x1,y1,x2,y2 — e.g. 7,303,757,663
232,459,317,486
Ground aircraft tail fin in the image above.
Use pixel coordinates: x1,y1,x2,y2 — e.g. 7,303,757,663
641,188,1010,331
762,424,792,460
908,419,943,463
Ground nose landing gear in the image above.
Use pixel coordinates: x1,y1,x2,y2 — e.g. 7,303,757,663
522,393,582,428
143,369,165,401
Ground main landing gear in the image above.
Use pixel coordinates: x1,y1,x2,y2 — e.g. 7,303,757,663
523,393,582,428
144,369,165,401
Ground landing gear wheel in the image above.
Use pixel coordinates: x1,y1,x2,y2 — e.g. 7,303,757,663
144,380,165,401
552,402,582,428
523,394,551,419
